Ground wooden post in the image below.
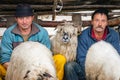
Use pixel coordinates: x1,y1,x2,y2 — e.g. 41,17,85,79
52,0,57,21
4,16,15,27
72,14,82,34
34,14,38,23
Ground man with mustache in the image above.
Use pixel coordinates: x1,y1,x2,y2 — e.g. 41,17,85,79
64,8,120,80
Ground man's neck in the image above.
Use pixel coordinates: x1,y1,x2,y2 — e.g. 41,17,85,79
91,28,108,41
94,31,104,40
19,27,31,35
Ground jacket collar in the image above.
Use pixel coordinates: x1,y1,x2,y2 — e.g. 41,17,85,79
91,27,108,41
12,23,40,36
88,26,109,41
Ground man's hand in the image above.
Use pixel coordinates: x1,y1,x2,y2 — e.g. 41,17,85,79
3,62,9,70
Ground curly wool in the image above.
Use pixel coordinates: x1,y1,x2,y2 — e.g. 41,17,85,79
51,22,79,62
5,41,57,80
85,40,120,80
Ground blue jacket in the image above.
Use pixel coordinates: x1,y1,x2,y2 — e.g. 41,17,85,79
77,26,120,71
0,22,51,64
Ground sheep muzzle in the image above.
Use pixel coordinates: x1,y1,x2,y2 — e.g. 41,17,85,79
62,32,70,43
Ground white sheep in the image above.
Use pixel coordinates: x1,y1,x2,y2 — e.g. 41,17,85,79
51,21,80,62
5,41,57,80
85,40,120,80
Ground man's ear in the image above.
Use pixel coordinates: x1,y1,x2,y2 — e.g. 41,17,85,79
32,16,34,19
15,17,17,21
91,20,93,25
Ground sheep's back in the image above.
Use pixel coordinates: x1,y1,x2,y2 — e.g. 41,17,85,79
85,40,120,80
6,41,56,80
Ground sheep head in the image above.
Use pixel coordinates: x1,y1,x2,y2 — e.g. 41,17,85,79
51,21,81,61
23,66,56,80
56,21,79,45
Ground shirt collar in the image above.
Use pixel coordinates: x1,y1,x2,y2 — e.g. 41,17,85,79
12,23,40,36
91,27,108,41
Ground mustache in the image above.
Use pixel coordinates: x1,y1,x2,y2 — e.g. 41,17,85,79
96,26,104,29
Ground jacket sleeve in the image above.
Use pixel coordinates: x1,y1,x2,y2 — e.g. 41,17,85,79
33,23,51,50
76,35,89,71
39,28,51,50
43,30,51,49
0,30,13,64
110,31,120,54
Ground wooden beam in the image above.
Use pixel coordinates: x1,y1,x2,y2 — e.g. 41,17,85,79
0,11,120,17
0,4,53,9
0,5,120,15
82,17,120,27
63,5,120,9
37,17,120,27
108,17,120,26
0,4,120,10
1,17,120,28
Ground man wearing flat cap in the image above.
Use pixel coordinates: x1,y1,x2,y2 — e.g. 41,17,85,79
0,4,51,70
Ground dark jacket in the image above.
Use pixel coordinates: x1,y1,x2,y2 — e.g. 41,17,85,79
77,26,120,71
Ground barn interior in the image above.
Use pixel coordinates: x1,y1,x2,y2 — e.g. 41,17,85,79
0,0,120,36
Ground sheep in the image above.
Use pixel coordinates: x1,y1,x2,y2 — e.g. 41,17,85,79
5,41,57,80
51,21,80,62
85,40,120,80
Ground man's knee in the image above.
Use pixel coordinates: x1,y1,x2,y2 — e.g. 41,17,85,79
53,54,66,65
53,54,66,80
64,62,77,70
64,62,86,80
0,64,6,79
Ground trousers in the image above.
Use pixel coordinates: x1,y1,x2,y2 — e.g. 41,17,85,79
53,54,86,80
64,61,86,80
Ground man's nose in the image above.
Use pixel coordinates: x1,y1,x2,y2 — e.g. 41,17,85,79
22,17,27,23
98,21,102,26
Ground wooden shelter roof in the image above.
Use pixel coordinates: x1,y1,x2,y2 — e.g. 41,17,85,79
0,0,120,15
0,0,120,27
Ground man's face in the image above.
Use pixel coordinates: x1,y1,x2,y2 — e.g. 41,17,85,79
15,16,34,30
91,13,108,33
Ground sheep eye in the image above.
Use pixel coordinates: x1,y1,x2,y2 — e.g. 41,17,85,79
43,72,52,78
63,31,65,34
23,70,30,79
73,32,76,35
57,28,62,33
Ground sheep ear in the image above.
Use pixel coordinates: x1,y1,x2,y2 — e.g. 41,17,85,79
56,23,64,33
73,24,81,35
43,72,52,78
